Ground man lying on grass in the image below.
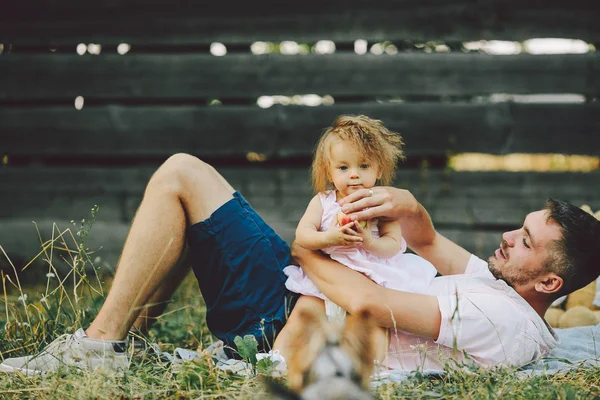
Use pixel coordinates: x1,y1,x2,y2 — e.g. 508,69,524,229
1,153,599,375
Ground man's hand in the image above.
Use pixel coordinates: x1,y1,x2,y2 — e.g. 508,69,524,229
338,187,472,276
338,187,418,222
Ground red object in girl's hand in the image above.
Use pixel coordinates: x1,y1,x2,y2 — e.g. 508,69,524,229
337,211,367,229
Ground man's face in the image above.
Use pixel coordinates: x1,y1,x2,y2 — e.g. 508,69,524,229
488,210,562,288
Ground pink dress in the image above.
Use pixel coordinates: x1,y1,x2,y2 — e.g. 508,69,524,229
284,190,437,300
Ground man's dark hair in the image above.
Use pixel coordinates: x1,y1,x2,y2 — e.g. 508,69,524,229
544,198,600,299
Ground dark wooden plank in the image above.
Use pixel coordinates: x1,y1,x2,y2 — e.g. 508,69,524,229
2,103,599,158
0,54,597,99
4,0,587,17
0,194,124,221
1,167,598,272
1,166,597,227
275,169,600,226
0,219,130,276
437,229,504,261
0,219,503,276
2,0,599,44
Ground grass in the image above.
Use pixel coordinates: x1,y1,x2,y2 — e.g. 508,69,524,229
1,218,600,399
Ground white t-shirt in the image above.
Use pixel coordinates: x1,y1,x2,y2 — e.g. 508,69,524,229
386,254,558,371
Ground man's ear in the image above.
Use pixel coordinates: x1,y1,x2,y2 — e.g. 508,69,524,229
535,273,563,295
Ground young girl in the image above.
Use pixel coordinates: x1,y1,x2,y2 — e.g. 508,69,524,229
272,115,437,366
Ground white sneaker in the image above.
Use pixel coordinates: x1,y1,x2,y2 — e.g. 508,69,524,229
256,350,287,376
0,328,129,376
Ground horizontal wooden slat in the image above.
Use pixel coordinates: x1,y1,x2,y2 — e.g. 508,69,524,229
1,167,597,226
2,0,599,44
2,103,599,158
272,169,600,228
0,219,130,276
1,167,598,272
4,0,587,17
0,219,506,276
1,54,597,99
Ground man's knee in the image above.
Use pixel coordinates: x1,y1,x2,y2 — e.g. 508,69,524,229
150,153,210,193
162,153,207,174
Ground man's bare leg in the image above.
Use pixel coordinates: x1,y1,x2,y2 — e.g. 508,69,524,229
86,154,235,340
131,247,190,334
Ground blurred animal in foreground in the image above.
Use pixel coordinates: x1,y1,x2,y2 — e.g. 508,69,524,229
266,309,376,400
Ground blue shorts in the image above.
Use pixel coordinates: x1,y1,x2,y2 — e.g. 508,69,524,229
187,191,297,357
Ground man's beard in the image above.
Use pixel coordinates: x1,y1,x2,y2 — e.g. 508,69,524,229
487,257,537,288
487,257,512,284
488,240,516,286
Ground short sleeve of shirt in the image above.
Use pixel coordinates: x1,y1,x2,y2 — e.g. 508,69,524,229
435,281,542,367
464,254,493,277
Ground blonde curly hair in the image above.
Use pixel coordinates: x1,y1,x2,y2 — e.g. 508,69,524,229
311,115,405,193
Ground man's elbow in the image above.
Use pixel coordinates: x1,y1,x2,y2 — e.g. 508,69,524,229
346,289,379,317
346,291,398,331
290,241,308,263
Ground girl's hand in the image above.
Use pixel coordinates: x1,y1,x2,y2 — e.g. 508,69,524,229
325,217,363,247
351,220,373,247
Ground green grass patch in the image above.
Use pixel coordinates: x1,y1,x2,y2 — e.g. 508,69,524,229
1,215,600,399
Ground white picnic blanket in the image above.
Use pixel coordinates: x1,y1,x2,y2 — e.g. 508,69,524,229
155,323,600,383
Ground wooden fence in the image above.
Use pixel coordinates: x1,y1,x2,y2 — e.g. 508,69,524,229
1,0,599,277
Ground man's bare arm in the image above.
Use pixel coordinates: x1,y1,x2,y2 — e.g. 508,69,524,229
292,243,441,340
339,187,471,276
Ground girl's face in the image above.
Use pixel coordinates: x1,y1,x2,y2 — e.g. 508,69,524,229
328,139,381,197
